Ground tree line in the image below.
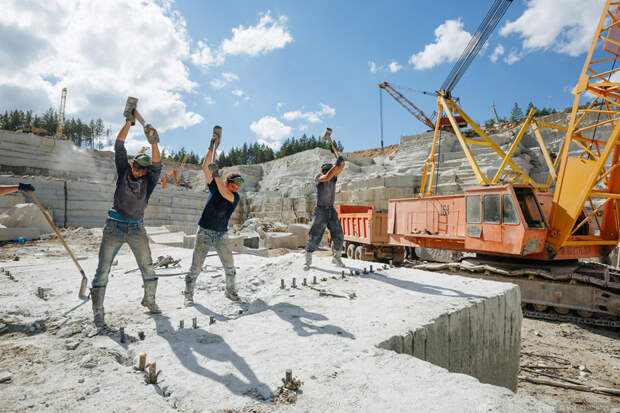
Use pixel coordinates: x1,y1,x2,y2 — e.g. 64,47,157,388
485,102,559,128
0,108,111,149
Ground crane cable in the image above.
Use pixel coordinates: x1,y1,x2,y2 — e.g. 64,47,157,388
441,0,513,94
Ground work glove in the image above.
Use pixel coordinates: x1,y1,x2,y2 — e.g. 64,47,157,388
18,183,35,192
144,124,159,145
123,97,138,126
207,163,220,177
335,155,344,166
209,125,222,151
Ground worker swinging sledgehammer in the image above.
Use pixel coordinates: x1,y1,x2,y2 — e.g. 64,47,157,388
183,125,244,305
90,97,163,331
304,128,346,271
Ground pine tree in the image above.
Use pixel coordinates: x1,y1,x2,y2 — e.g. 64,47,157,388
509,102,524,122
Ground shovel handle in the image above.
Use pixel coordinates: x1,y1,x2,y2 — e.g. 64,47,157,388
134,109,147,128
27,191,86,277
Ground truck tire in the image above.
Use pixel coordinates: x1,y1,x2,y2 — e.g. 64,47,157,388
346,243,356,259
354,245,365,261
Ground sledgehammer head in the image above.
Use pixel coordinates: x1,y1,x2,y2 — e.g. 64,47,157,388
320,127,332,141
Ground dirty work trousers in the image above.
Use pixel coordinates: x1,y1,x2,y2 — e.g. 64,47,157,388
92,218,157,287
187,227,235,280
305,206,344,253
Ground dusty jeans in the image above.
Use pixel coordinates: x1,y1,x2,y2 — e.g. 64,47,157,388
188,227,235,280
305,207,344,253
92,218,157,287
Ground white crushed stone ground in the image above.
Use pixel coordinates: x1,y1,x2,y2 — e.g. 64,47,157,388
0,235,553,412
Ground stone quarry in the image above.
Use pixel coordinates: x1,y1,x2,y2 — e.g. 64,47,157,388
0,110,614,412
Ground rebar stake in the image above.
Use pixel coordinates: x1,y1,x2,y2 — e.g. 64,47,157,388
303,278,307,286
138,331,145,341
209,316,215,325
285,369,293,385
363,267,367,274
389,259,393,267
369,265,373,272
341,270,345,278
312,276,317,284
148,362,158,384
280,279,285,289
138,354,146,371
192,317,198,329
120,327,125,343
350,270,354,276
292,277,297,288
179,320,184,329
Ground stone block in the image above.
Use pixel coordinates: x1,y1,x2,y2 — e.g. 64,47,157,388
264,232,298,249
0,227,41,241
286,223,310,248
0,203,53,235
183,234,196,249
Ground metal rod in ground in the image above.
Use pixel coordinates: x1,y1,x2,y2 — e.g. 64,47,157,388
303,278,307,286
389,259,393,267
139,354,146,371
312,276,317,284
292,277,297,288
280,279,285,289
120,327,125,343
179,320,184,329
370,265,373,272
209,316,215,325
27,190,89,299
138,331,145,340
192,317,197,329
285,369,293,385
148,362,158,384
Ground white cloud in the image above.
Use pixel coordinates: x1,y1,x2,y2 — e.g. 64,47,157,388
500,0,604,57
298,124,308,132
209,72,238,89
504,50,522,65
190,40,224,69
250,116,292,147
222,72,239,82
220,11,293,56
388,61,402,72
276,102,286,111
409,19,472,70
282,103,336,124
257,138,281,150
0,0,202,132
489,44,505,63
369,61,378,73
232,89,244,97
204,96,215,105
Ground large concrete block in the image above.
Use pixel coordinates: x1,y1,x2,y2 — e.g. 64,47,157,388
0,203,53,235
264,232,298,249
286,223,310,248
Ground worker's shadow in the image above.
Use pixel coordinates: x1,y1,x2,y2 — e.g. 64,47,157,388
153,315,271,401
246,299,355,339
311,265,485,299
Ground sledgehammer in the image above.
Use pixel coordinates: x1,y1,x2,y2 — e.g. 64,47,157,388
26,191,89,299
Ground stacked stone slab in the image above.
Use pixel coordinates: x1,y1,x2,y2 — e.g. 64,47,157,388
0,109,612,229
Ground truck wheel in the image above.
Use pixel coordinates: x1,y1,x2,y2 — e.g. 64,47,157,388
346,243,356,259
354,245,365,261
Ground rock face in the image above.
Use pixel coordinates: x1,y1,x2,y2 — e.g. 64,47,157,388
0,110,609,229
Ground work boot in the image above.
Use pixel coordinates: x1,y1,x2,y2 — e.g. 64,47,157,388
91,286,106,329
225,274,240,301
183,276,196,307
141,280,162,314
332,249,345,268
303,251,312,271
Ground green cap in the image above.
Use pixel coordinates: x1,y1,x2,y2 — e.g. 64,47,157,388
134,154,151,168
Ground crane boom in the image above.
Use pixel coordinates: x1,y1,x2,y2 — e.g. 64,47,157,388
547,0,620,256
55,87,67,139
379,82,435,129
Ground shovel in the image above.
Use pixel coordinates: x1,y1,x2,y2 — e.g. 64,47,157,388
27,191,89,299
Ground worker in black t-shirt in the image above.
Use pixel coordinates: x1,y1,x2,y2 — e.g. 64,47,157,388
184,126,244,305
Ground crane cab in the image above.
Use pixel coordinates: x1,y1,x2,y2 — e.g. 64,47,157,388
463,185,547,256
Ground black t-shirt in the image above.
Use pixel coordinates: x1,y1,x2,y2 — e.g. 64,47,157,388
112,140,162,220
198,179,239,232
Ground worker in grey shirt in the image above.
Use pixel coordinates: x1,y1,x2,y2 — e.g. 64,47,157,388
304,142,346,270
90,107,162,331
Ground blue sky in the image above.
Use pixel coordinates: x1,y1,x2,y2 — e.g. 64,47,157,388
0,0,605,155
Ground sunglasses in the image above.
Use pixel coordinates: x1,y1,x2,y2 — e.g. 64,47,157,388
229,177,244,186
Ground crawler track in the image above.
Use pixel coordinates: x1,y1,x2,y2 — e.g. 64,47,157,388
410,257,620,327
